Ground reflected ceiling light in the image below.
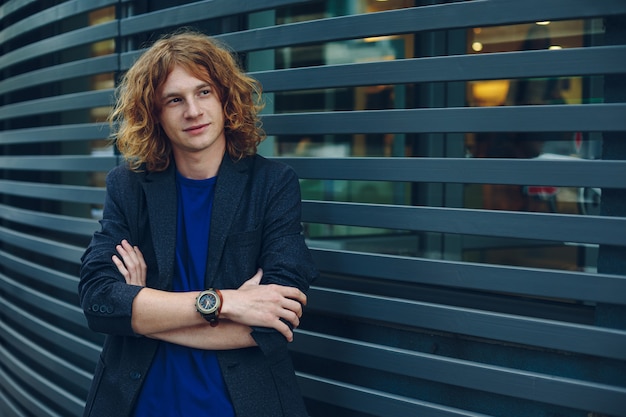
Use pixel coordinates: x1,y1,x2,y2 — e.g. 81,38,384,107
536,21,551,25
472,41,483,52
364,35,395,42
549,45,562,50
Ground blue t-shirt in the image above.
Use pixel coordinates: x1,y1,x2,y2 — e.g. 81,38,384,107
133,172,234,417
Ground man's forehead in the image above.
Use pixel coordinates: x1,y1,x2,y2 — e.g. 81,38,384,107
159,65,214,94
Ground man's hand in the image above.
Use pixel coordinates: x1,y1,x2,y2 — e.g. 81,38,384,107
112,239,147,287
220,268,307,342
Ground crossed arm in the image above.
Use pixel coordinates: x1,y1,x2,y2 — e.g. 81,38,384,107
112,240,307,350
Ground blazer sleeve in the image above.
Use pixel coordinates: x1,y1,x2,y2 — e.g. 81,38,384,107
257,162,318,292
78,167,143,337
251,161,319,356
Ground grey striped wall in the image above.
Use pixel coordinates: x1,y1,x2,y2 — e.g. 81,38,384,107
1,1,625,416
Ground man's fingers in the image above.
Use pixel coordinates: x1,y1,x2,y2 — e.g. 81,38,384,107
276,319,295,342
280,297,303,319
112,255,129,278
281,308,301,329
114,240,147,286
272,284,307,307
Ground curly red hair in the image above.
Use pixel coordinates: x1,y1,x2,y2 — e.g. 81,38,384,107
110,30,265,172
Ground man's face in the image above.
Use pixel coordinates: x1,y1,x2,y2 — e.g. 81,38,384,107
156,65,226,165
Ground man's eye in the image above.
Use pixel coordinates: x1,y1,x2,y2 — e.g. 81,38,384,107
201,89,211,95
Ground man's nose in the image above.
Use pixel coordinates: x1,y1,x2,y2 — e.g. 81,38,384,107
184,99,202,118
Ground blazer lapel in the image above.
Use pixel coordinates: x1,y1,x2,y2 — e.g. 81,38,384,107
205,155,250,287
142,164,177,290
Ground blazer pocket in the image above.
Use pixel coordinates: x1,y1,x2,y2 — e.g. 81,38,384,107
226,228,262,248
223,228,263,279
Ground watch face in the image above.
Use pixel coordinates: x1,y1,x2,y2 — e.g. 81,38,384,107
198,292,217,313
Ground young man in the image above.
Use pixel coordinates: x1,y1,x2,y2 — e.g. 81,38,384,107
79,30,318,417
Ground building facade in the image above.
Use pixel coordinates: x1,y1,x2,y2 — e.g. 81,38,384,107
1,1,625,416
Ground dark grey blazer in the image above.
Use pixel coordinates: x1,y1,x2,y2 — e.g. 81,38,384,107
79,154,318,417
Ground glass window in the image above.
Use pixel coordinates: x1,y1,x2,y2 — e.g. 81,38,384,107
465,19,603,272
263,3,604,273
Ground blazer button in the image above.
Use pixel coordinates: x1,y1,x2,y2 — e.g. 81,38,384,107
91,304,99,312
129,371,142,380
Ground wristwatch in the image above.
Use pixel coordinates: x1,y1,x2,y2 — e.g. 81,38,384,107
195,289,222,327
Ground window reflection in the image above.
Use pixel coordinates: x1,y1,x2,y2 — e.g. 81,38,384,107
88,7,116,220
464,19,602,272
467,19,603,218
270,5,603,272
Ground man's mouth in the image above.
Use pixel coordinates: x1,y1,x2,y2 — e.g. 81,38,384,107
184,123,208,133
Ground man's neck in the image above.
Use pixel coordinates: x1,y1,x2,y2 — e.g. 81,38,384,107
174,150,224,179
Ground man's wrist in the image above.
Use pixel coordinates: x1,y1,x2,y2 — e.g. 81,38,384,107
195,289,223,326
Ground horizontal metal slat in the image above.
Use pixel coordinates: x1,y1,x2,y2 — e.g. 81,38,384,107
0,226,85,264
0,272,86,328
254,46,626,92
0,156,117,172
0,366,63,417
0,250,79,293
0,320,92,395
293,330,626,417
0,20,118,71
308,286,626,360
0,204,100,236
0,123,110,144
0,295,100,365
0,55,118,95
0,0,117,44
302,201,626,246
220,0,626,52
119,0,309,36
0,0,37,23
0,180,105,204
262,104,626,134
0,344,84,417
281,157,626,189
313,267,594,325
0,90,113,121
310,249,626,305
297,372,491,417
0,390,23,417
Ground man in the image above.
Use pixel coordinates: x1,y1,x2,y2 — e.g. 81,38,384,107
79,30,318,417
